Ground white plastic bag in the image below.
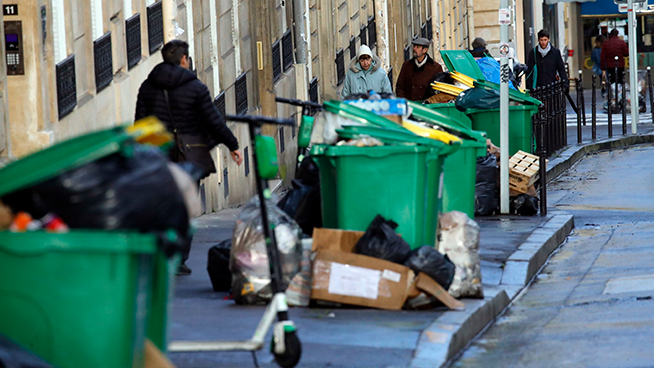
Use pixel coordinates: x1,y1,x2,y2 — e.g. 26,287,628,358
438,211,483,298
310,111,364,145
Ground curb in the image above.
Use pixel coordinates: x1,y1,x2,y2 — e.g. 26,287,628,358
545,132,654,183
411,132,654,367
409,213,573,368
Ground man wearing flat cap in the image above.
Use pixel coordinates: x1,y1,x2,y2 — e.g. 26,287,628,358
396,37,443,101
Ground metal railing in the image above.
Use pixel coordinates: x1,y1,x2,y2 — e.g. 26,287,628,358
527,68,654,215
530,80,569,157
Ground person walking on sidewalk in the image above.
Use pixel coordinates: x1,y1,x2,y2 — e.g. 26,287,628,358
395,37,443,101
341,45,392,99
591,35,606,97
600,29,629,86
135,40,243,276
526,29,568,89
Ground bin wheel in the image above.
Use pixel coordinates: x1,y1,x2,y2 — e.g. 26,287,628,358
273,331,302,368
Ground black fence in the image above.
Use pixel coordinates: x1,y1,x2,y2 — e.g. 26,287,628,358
530,80,568,158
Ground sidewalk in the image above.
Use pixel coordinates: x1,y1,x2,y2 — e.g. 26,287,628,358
167,129,654,368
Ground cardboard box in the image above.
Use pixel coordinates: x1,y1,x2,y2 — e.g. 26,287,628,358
312,228,364,253
311,249,413,310
310,228,465,311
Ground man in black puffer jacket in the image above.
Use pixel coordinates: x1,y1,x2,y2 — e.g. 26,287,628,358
136,40,242,276
135,40,243,174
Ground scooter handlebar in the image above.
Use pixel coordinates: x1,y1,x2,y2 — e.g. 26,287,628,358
275,96,323,109
225,114,296,127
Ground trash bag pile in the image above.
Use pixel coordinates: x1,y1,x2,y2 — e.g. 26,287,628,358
0,127,199,257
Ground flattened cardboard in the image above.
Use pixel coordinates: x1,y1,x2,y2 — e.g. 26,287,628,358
311,249,412,310
411,272,466,311
312,228,364,253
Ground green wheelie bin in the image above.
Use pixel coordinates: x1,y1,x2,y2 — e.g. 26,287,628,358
439,50,541,155
311,122,459,249
408,102,487,219
0,127,179,368
466,104,539,155
423,102,472,129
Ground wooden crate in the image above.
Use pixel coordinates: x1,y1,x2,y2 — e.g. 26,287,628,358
509,151,545,193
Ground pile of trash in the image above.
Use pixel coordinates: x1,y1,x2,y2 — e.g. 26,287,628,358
0,120,200,257
475,141,541,216
209,198,483,310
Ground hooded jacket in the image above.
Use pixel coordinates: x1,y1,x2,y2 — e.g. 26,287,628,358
341,54,392,99
135,62,238,152
395,54,443,101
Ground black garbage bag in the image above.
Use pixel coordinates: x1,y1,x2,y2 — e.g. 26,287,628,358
475,153,499,216
278,180,313,220
295,156,320,186
424,72,456,99
2,147,190,245
0,333,55,368
293,185,322,236
277,157,322,236
404,246,456,290
354,215,412,264
455,88,500,111
207,239,232,292
510,194,539,216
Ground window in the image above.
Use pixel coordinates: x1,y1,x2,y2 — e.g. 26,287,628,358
93,32,113,92
309,77,319,103
335,48,345,85
272,40,281,82
235,73,248,115
126,14,141,69
368,16,376,48
282,29,294,72
147,1,163,54
56,55,77,119
213,91,226,118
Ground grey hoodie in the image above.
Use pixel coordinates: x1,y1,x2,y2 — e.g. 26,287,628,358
341,54,392,99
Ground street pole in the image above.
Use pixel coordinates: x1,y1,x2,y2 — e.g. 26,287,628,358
499,4,510,214
628,0,639,133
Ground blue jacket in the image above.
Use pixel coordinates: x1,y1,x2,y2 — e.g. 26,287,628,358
341,55,392,99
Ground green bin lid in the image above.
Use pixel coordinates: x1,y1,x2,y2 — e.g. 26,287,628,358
408,101,486,145
323,100,409,132
474,80,542,106
336,125,444,147
0,127,133,198
440,50,486,81
336,125,460,156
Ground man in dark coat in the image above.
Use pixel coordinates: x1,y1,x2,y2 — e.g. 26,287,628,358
396,38,443,101
135,40,242,172
135,40,242,275
526,29,568,89
600,29,629,85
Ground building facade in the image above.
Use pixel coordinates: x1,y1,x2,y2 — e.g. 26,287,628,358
1,0,470,213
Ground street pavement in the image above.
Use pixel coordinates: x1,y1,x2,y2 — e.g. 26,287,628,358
452,144,654,367
166,110,654,368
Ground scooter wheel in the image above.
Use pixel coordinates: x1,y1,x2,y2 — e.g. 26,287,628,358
274,331,302,368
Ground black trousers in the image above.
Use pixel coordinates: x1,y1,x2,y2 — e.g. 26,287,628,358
606,67,625,85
